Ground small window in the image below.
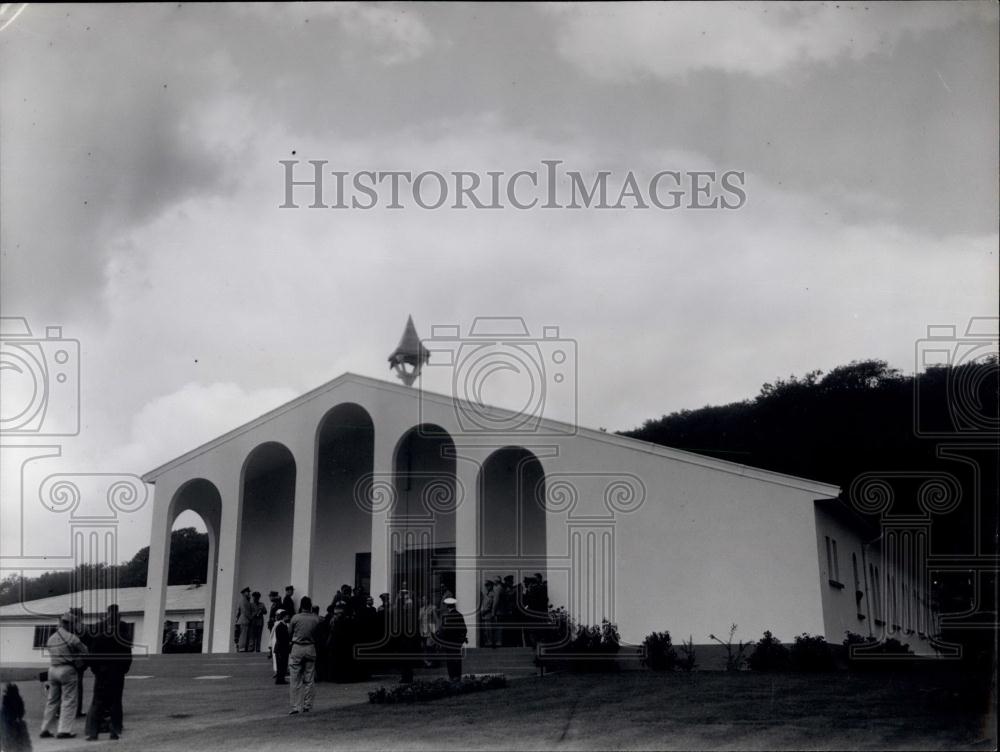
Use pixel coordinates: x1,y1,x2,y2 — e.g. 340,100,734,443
870,564,883,624
825,536,842,586
33,625,59,649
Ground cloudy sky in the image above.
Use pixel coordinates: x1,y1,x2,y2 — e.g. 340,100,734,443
1,2,997,563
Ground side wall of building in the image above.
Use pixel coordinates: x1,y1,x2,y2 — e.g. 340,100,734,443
538,435,832,646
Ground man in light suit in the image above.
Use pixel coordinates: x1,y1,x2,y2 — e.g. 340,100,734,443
235,587,252,652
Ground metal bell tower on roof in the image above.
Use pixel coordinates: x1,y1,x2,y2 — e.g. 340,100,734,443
388,315,430,387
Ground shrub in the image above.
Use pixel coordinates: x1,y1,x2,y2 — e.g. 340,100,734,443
790,633,834,672
709,624,751,671
368,673,506,704
843,631,915,670
678,635,698,672
642,631,678,672
536,609,621,673
747,630,790,672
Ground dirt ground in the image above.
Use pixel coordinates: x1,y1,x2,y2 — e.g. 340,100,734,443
2,654,994,751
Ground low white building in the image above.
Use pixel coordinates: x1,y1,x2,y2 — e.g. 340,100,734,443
0,584,206,666
137,360,939,655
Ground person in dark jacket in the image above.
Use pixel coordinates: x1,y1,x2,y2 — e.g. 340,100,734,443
327,602,355,682
1,683,31,752
272,611,291,685
84,605,132,741
313,611,331,683
391,591,421,684
437,597,468,681
281,586,296,618
266,591,281,632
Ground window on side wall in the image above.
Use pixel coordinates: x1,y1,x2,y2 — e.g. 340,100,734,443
33,624,59,649
852,553,865,618
825,535,843,588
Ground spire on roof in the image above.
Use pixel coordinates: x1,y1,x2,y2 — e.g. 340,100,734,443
388,315,430,386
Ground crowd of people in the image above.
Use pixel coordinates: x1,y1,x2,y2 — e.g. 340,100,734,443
479,573,551,648
0,573,555,743
235,572,550,713
238,580,469,714
35,605,132,742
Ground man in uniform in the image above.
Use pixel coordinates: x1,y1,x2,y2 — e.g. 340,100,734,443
437,597,468,681
281,586,296,618
235,587,252,651
84,604,132,741
249,592,267,652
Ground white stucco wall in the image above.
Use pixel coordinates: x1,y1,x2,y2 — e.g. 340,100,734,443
534,435,834,646
0,609,204,666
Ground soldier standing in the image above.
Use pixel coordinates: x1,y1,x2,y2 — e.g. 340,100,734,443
438,597,467,681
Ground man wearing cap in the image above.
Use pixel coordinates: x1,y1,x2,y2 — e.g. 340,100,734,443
235,587,252,652
437,597,467,681
84,604,132,741
40,612,89,739
281,586,296,618
249,591,267,652
288,597,320,713
266,591,281,631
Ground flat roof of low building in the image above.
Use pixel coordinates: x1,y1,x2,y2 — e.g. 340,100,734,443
0,584,206,620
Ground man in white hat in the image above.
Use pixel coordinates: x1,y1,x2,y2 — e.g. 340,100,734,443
40,611,88,739
437,597,467,681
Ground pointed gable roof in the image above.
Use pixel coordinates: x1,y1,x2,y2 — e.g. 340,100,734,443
387,315,430,368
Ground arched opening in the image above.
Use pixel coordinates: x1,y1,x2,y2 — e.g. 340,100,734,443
237,443,296,623
391,424,456,602
477,447,547,646
311,403,375,608
167,479,222,653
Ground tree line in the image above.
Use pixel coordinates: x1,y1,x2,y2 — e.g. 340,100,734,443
621,357,998,614
0,527,208,607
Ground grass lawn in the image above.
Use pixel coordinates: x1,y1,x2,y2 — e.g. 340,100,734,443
4,658,994,751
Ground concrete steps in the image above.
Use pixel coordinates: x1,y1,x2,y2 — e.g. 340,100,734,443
462,647,537,674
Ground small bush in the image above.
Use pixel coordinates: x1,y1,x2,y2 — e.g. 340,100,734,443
747,630,790,672
368,673,506,704
642,631,678,672
536,609,621,673
709,624,751,672
678,635,698,672
843,631,915,670
790,633,834,672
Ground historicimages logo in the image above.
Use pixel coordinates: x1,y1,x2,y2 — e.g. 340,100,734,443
0,317,150,650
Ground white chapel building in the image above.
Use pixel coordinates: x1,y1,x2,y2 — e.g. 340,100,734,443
139,319,937,655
